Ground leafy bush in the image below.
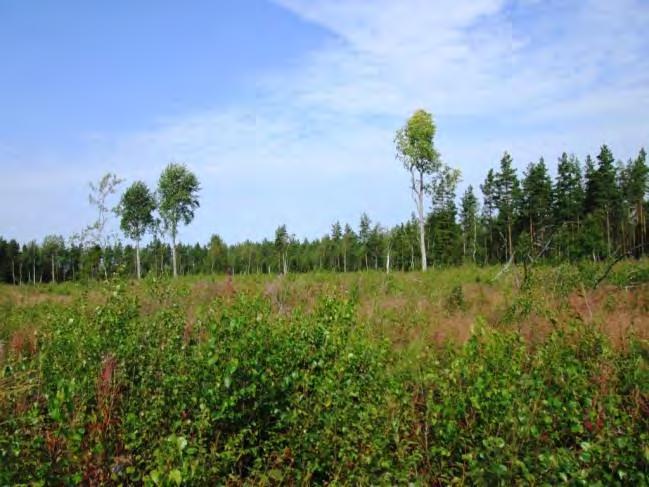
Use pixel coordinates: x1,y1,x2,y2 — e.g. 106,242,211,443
1,276,647,484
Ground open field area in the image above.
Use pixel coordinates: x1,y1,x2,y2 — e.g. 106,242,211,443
4,0,649,484
1,262,648,484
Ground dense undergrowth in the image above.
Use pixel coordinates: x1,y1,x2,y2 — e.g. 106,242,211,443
0,263,648,484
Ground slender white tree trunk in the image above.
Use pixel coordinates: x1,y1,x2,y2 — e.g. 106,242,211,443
102,252,108,280
171,229,178,278
418,192,427,271
136,240,141,279
411,170,428,272
472,219,478,263
51,255,56,284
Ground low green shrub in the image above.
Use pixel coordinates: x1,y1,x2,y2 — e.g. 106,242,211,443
0,279,646,484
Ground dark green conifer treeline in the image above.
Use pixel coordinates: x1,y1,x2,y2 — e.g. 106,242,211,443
0,145,647,283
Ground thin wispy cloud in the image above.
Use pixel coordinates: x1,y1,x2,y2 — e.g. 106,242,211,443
1,0,647,243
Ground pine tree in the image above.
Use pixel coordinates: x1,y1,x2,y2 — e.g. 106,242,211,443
595,145,619,256
554,153,584,259
582,147,619,258
480,169,497,263
521,157,553,251
625,148,648,254
494,152,521,261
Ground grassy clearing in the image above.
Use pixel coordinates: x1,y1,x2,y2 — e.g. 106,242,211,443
0,262,648,484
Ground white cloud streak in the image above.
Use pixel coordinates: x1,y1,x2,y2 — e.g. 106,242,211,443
2,0,648,243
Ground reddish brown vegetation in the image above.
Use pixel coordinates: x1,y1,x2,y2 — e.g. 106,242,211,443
9,328,37,357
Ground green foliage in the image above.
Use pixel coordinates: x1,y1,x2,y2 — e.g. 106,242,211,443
418,324,647,484
157,164,200,231
116,181,156,242
1,271,647,484
395,109,440,174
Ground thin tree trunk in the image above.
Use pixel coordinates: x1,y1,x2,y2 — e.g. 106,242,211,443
462,235,466,260
51,255,56,284
418,174,427,272
102,250,108,281
136,240,141,279
472,219,477,263
507,221,513,262
606,209,611,257
529,217,534,249
639,201,645,256
171,231,178,278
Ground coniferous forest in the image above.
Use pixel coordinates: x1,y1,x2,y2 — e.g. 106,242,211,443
1,143,647,283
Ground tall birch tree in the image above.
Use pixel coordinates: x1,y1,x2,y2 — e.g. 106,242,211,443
157,163,200,278
116,181,156,279
395,109,449,271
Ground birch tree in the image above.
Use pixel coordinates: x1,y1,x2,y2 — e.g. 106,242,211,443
116,181,156,279
395,109,449,271
42,235,64,283
157,163,200,278
83,173,124,279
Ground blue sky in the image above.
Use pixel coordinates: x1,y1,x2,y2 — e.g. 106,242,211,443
1,0,648,245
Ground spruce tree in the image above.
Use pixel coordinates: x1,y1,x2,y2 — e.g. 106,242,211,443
460,185,479,262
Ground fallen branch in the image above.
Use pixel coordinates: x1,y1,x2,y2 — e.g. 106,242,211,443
491,253,515,282
592,245,643,290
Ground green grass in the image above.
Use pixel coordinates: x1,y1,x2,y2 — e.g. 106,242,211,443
0,263,648,484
